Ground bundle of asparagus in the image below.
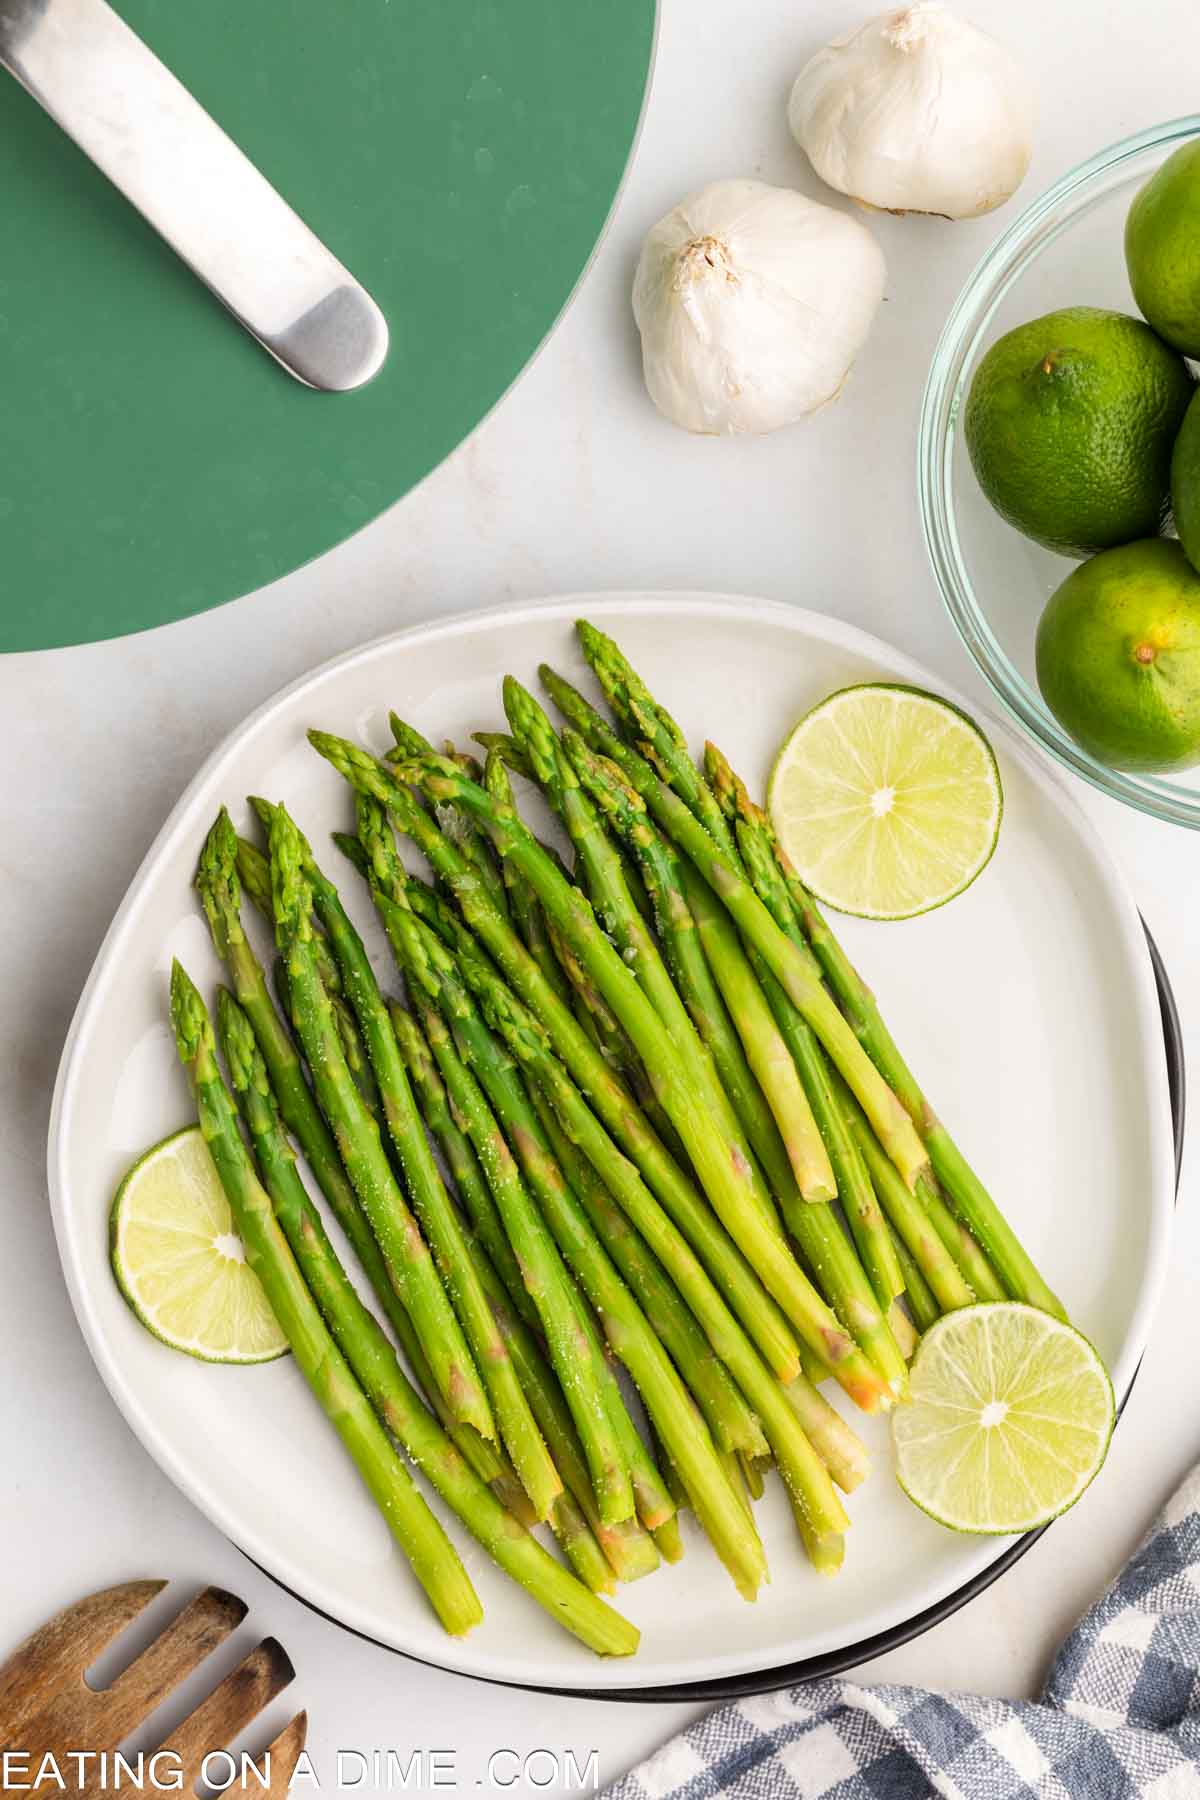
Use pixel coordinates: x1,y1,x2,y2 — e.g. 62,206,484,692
171,621,1063,1654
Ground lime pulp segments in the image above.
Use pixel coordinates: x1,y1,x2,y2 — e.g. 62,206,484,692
892,1304,1114,1535
768,684,1002,920
110,1126,288,1364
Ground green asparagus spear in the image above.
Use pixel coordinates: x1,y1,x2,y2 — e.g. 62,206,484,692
566,632,888,1382
503,679,788,1231
778,1370,871,1495
273,952,384,1120
398,879,862,1517
245,830,383,1121
467,1238,662,1591
741,1454,766,1503
470,1265,662,1585
239,835,343,995
221,975,533,1542
834,1073,975,1315
721,1448,755,1526
207,818,527,1513
422,698,885,1401
169,962,482,1638
378,891,673,1538
525,1078,767,1459
485,744,702,1171
889,1230,940,1336
269,964,532,1515
247,834,386,1117
475,1254,663,1586
212,984,636,1648
233,831,276,921
719,769,1006,1307
198,812,373,1263
561,631,929,1191
309,730,801,1386
724,796,907,1312
389,716,512,922
648,1426,689,1564
397,877,853,1409
266,802,493,1439
390,998,661,1586
419,983,672,1533
518,696,904,1399
771,843,1053,1311
563,735,908,1380
480,749,575,1007
540,910,689,1169
547,652,864,1281
651,1513,686,1564
482,748,697,1198
701,748,1020,1306
541,675,811,1140
403,916,769,1600
887,1298,919,1362
574,622,739,863
347,812,635,1526
569,740,835,1206
250,800,562,1522
394,995,540,1331
680,853,907,1394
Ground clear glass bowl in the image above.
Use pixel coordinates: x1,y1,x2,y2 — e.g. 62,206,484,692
919,117,1200,829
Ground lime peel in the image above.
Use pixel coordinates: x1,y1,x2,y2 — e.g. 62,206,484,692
110,1125,289,1365
768,684,1003,920
892,1303,1114,1535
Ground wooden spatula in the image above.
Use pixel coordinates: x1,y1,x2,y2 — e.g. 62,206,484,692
0,1583,306,1795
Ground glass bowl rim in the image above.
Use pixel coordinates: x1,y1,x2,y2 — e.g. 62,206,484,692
918,114,1200,830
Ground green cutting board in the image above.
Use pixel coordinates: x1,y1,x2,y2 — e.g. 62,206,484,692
1,0,655,651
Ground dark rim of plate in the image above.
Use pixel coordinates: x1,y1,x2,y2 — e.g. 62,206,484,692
239,921,1185,1704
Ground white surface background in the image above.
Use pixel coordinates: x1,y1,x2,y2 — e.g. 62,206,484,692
2,0,1197,1791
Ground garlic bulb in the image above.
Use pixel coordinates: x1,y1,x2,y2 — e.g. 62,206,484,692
789,4,1034,220
632,178,886,436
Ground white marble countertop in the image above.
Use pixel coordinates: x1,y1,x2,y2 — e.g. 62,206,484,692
2,0,1197,1791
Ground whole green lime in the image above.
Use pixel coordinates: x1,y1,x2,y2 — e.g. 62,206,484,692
964,307,1193,557
1171,388,1200,572
1035,539,1200,771
1126,139,1200,356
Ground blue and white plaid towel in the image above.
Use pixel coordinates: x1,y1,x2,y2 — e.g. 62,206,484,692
608,1466,1200,1800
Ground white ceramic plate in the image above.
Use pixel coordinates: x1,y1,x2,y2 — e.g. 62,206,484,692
48,596,1175,1693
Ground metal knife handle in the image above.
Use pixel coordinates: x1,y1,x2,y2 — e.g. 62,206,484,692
0,0,389,392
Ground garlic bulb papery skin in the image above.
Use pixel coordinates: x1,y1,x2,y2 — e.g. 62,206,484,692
789,3,1034,220
632,178,886,436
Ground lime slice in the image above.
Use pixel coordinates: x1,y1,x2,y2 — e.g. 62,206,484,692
110,1126,288,1364
892,1303,1114,1534
768,685,1003,919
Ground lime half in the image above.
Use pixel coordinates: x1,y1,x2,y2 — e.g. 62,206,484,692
768,685,1002,919
110,1126,288,1364
892,1304,1114,1534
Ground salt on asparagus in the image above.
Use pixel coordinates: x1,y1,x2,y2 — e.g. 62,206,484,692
390,997,662,1587
267,803,494,1440
526,680,906,1398
397,904,770,1599
251,800,562,1522
563,628,930,1193
322,733,892,1409
208,983,635,1649
560,728,907,1399
202,814,520,1499
394,876,861,1520
170,961,482,1638
311,732,804,1386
